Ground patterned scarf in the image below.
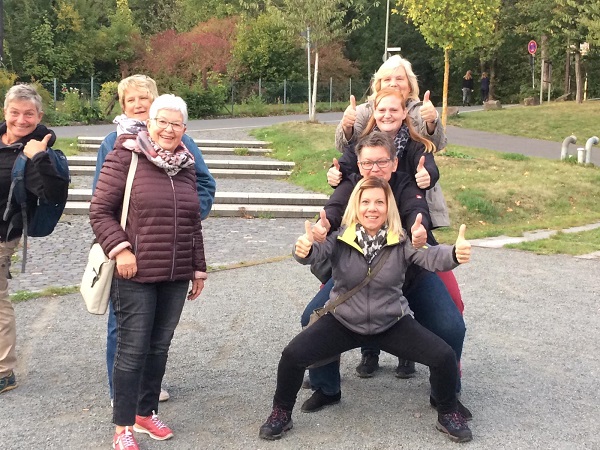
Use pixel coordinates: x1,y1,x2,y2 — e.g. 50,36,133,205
135,131,195,177
113,114,147,137
356,223,388,264
374,123,410,159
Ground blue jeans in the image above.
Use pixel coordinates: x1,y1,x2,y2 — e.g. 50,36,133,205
107,300,117,398
111,278,188,426
305,271,465,395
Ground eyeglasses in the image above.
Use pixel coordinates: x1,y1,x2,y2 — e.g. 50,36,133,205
152,117,185,132
358,159,392,170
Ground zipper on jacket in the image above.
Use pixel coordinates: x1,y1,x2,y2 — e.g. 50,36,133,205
169,176,177,280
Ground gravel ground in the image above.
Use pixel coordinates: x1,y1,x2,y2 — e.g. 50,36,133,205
1,247,599,449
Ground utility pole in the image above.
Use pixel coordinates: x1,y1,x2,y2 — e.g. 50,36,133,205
0,0,4,66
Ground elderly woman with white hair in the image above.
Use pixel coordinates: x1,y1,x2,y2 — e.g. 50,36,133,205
90,94,207,450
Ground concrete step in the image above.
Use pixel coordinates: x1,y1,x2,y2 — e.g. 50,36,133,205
77,144,272,156
68,189,328,206
66,156,293,171
64,201,322,219
77,137,270,150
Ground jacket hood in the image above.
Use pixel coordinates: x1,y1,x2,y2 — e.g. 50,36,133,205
0,122,57,147
337,223,405,251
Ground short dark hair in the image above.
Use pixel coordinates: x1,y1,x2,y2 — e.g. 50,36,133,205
355,131,396,160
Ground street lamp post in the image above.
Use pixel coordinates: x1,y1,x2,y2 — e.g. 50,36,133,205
383,0,390,62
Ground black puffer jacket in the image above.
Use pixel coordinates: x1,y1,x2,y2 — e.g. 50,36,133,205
89,135,206,283
0,123,67,241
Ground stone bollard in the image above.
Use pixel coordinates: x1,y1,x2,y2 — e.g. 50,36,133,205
523,97,540,106
484,100,503,110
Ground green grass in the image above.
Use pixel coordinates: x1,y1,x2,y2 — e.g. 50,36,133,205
53,137,79,156
506,228,600,255
251,122,600,246
446,101,600,143
11,286,79,303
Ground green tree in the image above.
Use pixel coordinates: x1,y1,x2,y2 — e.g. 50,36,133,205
396,0,500,125
95,0,144,79
232,11,304,81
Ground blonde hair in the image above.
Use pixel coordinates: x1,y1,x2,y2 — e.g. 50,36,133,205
362,88,435,153
369,55,419,102
118,74,159,111
4,84,43,113
464,70,473,80
341,177,403,238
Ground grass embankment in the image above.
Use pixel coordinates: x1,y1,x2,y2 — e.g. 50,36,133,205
446,101,600,143
251,122,600,254
53,137,79,156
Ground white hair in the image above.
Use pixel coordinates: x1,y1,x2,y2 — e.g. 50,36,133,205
149,94,188,124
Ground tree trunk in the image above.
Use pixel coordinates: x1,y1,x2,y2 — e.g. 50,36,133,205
540,34,548,93
441,46,450,128
489,59,496,101
309,52,319,122
574,50,582,103
564,41,571,96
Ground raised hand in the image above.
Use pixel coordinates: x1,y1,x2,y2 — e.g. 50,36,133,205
24,133,51,159
419,90,438,124
313,209,331,243
341,95,358,138
295,220,315,258
410,213,427,248
454,224,471,264
327,158,342,187
415,155,431,189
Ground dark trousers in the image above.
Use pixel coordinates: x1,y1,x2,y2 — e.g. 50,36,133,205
111,278,188,426
274,314,458,414
302,271,465,395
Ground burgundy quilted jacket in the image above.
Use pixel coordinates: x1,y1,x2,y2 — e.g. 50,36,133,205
89,139,206,283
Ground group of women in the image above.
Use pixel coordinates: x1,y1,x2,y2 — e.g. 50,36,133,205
258,55,475,443
89,55,472,447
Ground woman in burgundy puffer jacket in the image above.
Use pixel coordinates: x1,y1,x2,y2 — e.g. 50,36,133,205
90,94,206,450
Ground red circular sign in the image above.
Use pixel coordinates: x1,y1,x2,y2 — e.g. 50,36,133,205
528,40,537,55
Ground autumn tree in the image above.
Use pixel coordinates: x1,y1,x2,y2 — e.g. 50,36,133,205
396,0,500,126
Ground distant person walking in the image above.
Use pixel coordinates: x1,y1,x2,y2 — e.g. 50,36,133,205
480,72,490,103
462,71,474,106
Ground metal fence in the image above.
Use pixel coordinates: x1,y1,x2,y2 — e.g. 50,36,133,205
40,77,373,107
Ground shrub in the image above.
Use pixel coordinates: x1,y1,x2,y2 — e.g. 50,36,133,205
98,81,119,119
242,93,268,116
177,82,227,118
61,86,103,124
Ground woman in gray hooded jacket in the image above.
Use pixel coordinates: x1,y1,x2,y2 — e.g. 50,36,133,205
258,177,473,444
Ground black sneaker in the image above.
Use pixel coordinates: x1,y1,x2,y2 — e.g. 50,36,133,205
258,406,293,440
430,396,473,421
301,389,341,413
0,371,17,394
395,359,416,378
355,352,379,378
436,411,472,442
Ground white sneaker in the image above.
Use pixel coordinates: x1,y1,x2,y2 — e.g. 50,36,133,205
159,388,170,402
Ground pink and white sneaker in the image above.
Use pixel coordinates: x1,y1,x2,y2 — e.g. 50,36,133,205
133,411,173,440
113,427,140,450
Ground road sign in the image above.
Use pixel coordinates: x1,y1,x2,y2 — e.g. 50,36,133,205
528,40,537,55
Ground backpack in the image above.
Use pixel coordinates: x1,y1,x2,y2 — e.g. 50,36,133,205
3,148,70,271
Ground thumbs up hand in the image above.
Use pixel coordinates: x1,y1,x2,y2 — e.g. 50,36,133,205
327,158,342,187
410,213,427,248
342,95,358,137
295,220,315,258
454,224,471,264
24,133,52,159
419,90,438,124
415,155,431,189
313,209,331,243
